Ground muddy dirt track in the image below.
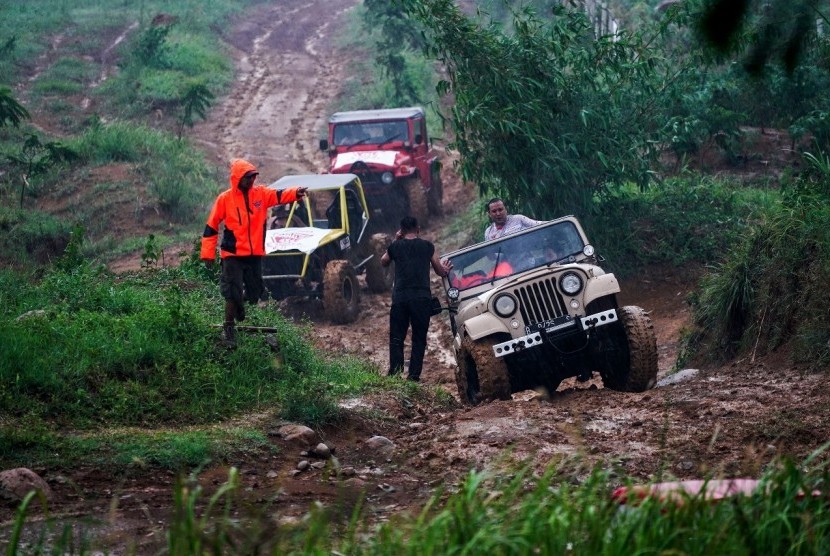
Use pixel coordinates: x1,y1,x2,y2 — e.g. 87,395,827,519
4,1,830,551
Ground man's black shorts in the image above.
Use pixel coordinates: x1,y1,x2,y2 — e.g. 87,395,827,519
220,256,263,304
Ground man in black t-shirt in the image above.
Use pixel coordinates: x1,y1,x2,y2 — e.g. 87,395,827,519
381,216,452,381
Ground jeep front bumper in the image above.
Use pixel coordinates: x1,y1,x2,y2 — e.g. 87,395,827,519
492,309,619,357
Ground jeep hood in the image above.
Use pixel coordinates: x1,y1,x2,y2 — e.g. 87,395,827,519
331,150,411,172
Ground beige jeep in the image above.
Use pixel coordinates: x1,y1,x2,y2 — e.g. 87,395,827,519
440,215,658,404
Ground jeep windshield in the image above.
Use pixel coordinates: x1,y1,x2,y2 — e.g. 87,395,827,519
332,120,409,147
445,221,586,292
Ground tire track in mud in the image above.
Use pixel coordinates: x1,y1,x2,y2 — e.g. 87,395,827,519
194,0,358,177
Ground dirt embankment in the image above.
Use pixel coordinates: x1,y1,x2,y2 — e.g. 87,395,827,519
4,0,829,550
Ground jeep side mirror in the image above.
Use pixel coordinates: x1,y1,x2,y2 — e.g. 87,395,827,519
414,133,423,145
319,139,328,151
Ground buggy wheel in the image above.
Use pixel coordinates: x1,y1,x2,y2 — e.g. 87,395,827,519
600,305,658,392
427,173,444,216
323,260,360,324
455,336,511,405
402,177,429,228
365,233,394,293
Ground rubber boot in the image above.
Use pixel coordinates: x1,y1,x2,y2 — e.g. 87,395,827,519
222,321,237,349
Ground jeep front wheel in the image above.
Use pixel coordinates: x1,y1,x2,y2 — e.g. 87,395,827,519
323,260,360,324
600,305,658,392
365,233,394,293
455,336,512,405
402,177,429,228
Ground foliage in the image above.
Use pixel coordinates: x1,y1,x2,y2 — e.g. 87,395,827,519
66,119,218,222
687,150,830,365
0,244,389,469
9,454,830,554
362,0,430,107
400,0,676,217
54,223,87,272
3,133,79,208
586,175,778,277
0,86,30,128
176,80,214,139
167,467,242,554
790,110,830,151
331,4,439,115
140,233,162,269
696,0,821,74
132,23,173,68
0,206,72,267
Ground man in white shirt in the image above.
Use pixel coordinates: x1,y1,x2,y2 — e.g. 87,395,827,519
483,198,543,241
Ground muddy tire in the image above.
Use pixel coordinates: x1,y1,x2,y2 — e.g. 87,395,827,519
427,173,443,216
455,336,512,405
601,305,658,392
323,260,360,324
402,177,429,228
365,233,394,293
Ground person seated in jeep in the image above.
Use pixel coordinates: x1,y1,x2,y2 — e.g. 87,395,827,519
484,198,543,241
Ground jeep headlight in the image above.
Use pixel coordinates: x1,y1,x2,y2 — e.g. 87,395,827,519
493,294,517,317
381,171,394,185
559,272,583,295
447,287,460,301
583,244,595,257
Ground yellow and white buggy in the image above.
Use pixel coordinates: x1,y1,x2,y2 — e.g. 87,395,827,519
262,173,393,323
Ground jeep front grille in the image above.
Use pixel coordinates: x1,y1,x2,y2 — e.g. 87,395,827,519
515,278,568,323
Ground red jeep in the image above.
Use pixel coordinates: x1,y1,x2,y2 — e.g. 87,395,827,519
319,106,443,228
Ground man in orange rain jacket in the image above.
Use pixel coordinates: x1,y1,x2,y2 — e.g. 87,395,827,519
201,158,307,347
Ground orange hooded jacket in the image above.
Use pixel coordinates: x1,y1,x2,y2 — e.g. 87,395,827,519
201,159,304,260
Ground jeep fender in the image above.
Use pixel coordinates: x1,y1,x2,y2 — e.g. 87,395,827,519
461,313,512,343
583,273,620,306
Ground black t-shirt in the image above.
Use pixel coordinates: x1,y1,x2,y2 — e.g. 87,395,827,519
386,237,435,303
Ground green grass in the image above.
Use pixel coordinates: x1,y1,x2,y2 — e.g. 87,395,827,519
60,119,221,223
30,56,98,96
0,206,72,265
586,174,780,278
0,258,384,436
0,0,260,264
687,187,830,365
7,453,830,554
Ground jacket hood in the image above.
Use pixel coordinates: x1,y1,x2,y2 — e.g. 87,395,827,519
229,158,258,190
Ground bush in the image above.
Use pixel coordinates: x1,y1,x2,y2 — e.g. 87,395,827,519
0,206,71,265
586,175,778,277
687,156,830,365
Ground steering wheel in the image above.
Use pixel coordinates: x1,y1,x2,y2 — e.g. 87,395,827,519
349,160,370,176
460,270,488,288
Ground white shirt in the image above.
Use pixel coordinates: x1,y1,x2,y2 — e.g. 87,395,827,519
484,214,542,241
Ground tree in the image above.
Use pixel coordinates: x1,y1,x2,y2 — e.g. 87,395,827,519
398,0,674,216
0,86,30,128
696,0,825,74
176,81,214,139
4,134,78,208
363,0,429,106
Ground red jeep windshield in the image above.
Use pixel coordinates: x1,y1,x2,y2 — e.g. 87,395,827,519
333,121,409,146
